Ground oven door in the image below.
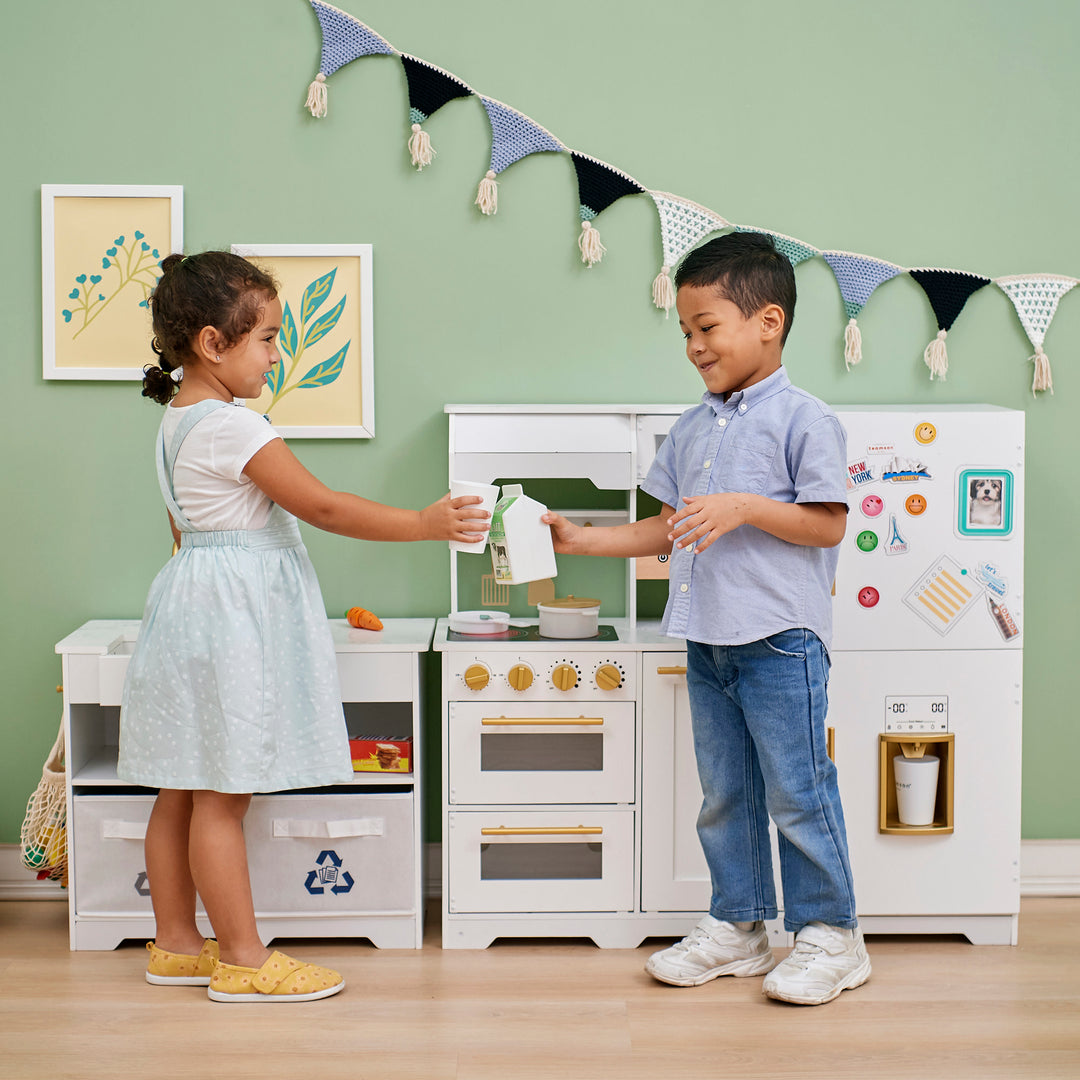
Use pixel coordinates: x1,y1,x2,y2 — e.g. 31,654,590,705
448,701,636,805
446,809,635,913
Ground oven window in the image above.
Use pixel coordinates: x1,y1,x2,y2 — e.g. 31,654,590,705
480,842,603,880
480,732,603,772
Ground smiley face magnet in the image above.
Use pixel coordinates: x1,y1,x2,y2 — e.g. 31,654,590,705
914,421,937,445
905,492,928,516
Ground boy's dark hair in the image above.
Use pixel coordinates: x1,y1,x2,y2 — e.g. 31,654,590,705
142,250,278,404
674,232,796,345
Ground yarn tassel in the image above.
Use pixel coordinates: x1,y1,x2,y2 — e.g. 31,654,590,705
923,329,949,380
578,221,606,268
652,266,675,315
844,317,863,370
305,72,328,119
1030,348,1054,395
408,123,435,169
475,170,498,215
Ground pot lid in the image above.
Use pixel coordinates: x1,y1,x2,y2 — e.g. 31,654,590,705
537,595,601,610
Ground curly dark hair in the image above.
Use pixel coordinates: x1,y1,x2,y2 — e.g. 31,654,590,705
141,251,278,404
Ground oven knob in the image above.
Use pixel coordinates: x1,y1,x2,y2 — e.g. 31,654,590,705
463,662,491,691
552,663,578,691
595,664,622,691
507,663,534,691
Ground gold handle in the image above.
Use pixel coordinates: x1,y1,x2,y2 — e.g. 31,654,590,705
827,726,835,762
480,826,604,836
656,665,687,675
481,717,603,726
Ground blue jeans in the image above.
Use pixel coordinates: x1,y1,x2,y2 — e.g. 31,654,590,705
686,631,857,932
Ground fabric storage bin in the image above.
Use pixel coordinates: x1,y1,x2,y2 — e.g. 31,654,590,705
246,792,415,916
72,794,190,916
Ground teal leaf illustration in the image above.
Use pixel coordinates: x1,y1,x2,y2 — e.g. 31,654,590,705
62,310,72,322
278,301,298,358
302,295,345,350
69,288,79,299
300,268,337,325
90,275,101,284
267,359,287,395
76,274,87,283
295,340,349,388
135,231,144,240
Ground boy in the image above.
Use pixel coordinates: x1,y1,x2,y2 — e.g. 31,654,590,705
543,232,869,1005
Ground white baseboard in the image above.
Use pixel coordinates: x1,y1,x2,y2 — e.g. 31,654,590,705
4,840,1079,902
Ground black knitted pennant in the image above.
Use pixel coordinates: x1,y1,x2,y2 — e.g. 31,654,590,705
401,54,473,123
571,152,646,220
908,269,991,331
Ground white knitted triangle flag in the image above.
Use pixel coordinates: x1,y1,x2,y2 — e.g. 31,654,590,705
995,274,1079,394
649,191,730,312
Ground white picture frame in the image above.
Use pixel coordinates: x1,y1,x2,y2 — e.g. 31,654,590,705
42,184,183,380
231,243,375,439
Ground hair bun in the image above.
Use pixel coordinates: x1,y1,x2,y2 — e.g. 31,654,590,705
159,252,186,275
141,363,176,404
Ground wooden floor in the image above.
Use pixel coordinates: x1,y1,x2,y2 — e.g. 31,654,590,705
2,898,1079,1080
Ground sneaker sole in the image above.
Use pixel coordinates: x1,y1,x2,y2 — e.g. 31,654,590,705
146,973,212,986
646,951,777,986
763,957,872,1005
207,980,345,1003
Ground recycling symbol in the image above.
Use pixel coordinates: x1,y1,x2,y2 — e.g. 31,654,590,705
134,871,151,897
304,849,354,895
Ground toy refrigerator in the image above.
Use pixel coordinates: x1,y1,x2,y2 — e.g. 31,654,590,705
830,405,1024,944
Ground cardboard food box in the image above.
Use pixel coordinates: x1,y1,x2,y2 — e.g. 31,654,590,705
349,736,412,773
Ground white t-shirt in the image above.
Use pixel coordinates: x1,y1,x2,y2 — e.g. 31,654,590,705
162,403,282,531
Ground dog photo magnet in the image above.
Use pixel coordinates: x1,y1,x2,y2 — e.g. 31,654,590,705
955,468,1014,538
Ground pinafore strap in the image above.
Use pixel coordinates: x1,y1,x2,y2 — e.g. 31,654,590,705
155,400,230,533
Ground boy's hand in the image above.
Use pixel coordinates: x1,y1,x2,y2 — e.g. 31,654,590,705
668,494,749,553
542,511,583,554
421,493,490,544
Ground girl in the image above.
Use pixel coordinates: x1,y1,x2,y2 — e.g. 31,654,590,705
119,251,487,1003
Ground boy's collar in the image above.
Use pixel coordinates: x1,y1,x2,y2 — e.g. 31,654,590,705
703,365,790,413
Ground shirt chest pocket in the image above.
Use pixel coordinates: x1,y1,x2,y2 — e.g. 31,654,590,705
723,436,779,495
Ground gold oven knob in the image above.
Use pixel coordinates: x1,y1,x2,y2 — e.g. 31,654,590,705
464,663,491,691
551,663,578,691
508,663,534,691
595,664,622,691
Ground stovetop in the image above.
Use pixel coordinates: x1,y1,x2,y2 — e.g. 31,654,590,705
446,623,620,643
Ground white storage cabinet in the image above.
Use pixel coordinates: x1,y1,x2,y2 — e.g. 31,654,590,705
55,618,433,951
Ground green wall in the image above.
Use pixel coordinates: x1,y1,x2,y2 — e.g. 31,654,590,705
2,0,1077,843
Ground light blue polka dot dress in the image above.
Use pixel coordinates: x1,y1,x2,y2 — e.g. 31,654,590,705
118,400,354,793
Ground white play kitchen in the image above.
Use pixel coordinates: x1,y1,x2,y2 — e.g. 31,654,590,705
436,403,1024,949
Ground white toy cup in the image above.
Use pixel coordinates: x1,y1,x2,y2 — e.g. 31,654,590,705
449,480,499,554
893,754,940,827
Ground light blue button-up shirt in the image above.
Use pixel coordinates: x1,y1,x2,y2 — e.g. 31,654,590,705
642,366,848,650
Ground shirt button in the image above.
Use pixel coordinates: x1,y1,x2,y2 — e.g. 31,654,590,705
686,544,695,553
703,460,712,469
679,583,689,593
717,418,727,427
739,403,747,412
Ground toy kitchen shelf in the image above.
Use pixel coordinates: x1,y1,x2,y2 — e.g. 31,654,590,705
446,404,687,619
55,618,434,951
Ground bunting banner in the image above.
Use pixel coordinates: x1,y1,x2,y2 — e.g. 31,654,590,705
570,153,646,268
300,2,1077,395
736,227,819,268
475,97,565,215
822,252,904,369
304,0,394,118
908,270,992,381
994,275,1079,395
400,54,474,169
649,192,730,313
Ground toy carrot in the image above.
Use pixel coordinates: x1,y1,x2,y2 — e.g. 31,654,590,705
346,606,383,631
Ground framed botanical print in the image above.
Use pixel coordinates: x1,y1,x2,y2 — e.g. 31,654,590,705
42,185,182,379
230,244,374,438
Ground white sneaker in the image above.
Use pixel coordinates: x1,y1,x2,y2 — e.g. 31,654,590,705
762,922,871,1005
645,917,776,986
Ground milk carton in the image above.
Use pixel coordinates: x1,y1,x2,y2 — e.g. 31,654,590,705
488,484,557,585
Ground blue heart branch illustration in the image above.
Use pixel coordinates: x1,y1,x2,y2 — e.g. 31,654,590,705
61,231,161,338
266,266,350,412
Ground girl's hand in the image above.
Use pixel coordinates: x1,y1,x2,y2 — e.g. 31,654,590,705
420,493,490,544
668,494,749,553
541,511,583,554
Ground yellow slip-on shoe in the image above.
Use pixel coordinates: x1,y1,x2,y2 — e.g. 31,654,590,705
208,950,344,1003
145,939,220,986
